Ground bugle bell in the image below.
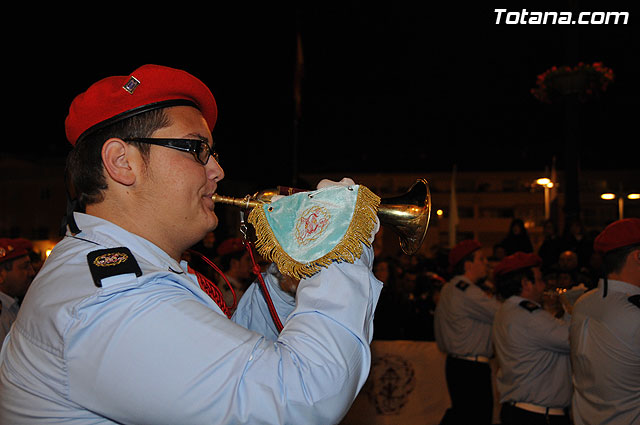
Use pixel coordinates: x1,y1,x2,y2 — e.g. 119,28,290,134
211,178,431,255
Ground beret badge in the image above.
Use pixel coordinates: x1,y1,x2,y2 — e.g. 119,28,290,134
123,76,141,94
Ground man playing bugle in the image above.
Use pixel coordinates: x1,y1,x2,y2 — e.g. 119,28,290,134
0,64,383,424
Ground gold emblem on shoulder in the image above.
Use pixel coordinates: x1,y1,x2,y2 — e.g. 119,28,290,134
93,252,129,267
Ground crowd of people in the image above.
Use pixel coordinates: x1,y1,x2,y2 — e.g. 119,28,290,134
368,218,638,425
369,217,602,344
0,64,637,424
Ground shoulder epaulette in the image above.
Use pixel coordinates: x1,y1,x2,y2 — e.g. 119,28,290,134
87,247,142,287
628,295,640,309
519,300,540,312
456,281,470,291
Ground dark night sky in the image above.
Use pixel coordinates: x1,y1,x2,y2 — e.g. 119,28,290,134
4,2,638,192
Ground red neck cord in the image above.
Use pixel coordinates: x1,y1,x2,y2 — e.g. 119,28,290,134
188,244,283,333
243,240,284,333
187,250,236,318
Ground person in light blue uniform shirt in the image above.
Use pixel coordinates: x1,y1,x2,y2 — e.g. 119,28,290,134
434,239,499,425
0,65,383,424
492,252,571,425
0,238,35,344
570,218,640,425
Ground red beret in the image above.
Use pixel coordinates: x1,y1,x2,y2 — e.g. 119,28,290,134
449,240,482,267
0,238,33,264
217,238,245,256
494,252,542,277
65,64,217,145
594,218,640,254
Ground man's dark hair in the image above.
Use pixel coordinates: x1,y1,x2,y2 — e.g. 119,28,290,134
65,109,171,210
602,243,640,276
495,268,535,300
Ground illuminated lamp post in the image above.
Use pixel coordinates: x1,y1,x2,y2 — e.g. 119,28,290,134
600,192,640,220
536,178,555,220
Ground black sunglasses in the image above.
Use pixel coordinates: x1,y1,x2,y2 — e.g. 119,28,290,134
123,138,219,165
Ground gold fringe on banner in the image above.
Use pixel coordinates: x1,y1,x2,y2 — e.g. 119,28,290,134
248,186,381,280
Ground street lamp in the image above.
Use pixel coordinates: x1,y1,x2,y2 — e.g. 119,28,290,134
600,192,640,219
536,178,555,220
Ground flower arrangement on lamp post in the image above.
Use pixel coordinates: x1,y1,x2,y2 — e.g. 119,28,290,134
531,62,614,104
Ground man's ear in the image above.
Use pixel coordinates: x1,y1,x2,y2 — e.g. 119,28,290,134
101,138,142,186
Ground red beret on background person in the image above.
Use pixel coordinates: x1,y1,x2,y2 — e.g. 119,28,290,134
493,252,542,278
0,238,33,264
593,217,640,255
448,239,482,273
591,217,640,297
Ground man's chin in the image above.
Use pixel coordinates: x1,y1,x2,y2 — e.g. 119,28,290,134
206,213,219,232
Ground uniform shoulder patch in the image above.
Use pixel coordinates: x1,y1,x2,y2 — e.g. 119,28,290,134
87,247,142,288
455,281,470,291
519,300,540,312
628,295,640,309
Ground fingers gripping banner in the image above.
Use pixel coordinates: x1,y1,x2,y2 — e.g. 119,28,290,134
340,341,451,425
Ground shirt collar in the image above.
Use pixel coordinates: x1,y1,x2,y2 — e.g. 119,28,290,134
0,290,19,310
598,278,640,296
507,294,542,307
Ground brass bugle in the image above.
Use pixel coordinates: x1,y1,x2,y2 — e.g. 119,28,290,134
212,179,431,255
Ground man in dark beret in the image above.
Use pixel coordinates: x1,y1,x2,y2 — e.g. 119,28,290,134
0,65,383,424
0,238,36,342
570,218,640,425
434,239,500,425
492,252,571,425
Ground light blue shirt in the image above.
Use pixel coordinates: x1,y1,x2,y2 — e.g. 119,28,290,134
232,269,297,341
492,296,571,408
570,279,640,425
0,212,382,424
434,276,500,358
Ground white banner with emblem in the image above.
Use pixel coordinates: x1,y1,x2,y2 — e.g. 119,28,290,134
340,340,451,425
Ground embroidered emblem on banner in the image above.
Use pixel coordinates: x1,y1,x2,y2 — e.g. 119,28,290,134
295,206,331,246
364,354,416,415
248,185,381,279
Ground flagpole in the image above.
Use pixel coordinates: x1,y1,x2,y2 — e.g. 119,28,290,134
449,165,459,248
